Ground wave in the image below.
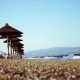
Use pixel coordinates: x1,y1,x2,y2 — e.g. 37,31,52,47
25,54,80,60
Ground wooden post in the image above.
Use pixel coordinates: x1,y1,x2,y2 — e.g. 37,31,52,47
16,47,18,58
14,48,16,58
7,36,9,58
10,40,12,58
20,54,22,59
13,46,14,58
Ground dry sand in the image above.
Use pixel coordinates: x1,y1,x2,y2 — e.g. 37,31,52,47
0,59,80,80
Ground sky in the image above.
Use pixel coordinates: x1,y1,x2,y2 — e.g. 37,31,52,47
0,0,80,53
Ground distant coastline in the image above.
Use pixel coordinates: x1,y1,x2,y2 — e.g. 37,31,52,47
23,47,80,58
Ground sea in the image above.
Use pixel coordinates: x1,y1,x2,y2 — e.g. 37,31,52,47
25,54,80,60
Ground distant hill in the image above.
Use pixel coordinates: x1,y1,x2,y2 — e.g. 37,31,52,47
23,47,80,58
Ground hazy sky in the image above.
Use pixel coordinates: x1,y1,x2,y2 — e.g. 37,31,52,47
0,0,80,53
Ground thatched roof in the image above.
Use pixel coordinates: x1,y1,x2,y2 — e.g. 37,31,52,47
12,42,24,46
15,49,24,52
14,49,24,52
3,37,23,43
0,23,23,35
0,34,22,39
14,45,24,47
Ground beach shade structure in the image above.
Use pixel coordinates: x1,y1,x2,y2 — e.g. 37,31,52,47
14,45,24,55
12,43,24,52
12,47,24,58
3,37,22,42
15,45,24,48
14,46,24,51
12,42,24,46
16,46,24,48
14,48,24,52
0,34,22,39
16,47,24,51
18,49,24,53
3,37,23,57
14,45,24,50
2,36,23,58
13,49,24,58
18,51,24,58
0,23,23,35
14,49,24,52
13,45,24,50
0,23,23,58
17,49,24,51
12,42,24,56
15,48,24,53
14,48,24,58
14,44,24,51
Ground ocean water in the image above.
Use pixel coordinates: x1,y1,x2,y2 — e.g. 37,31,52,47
25,54,80,60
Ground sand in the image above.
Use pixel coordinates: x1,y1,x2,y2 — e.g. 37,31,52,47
0,59,80,80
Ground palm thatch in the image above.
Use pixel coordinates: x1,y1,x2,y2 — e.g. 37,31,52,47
0,23,23,35
3,37,23,43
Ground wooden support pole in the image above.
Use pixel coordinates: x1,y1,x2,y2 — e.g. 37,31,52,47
7,36,9,58
13,46,14,58
10,40,12,58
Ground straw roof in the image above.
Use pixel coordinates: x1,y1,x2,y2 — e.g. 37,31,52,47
14,49,24,52
16,47,23,50
0,35,22,39
17,46,24,48
0,23,23,35
3,37,23,43
16,49,24,52
14,46,23,49
17,48,23,50
14,45,24,47
12,42,24,46
17,51,24,55
14,49,24,51
14,45,24,48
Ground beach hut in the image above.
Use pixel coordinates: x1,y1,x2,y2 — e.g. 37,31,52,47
0,23,23,58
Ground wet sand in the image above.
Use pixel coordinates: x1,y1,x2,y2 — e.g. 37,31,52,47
0,59,80,80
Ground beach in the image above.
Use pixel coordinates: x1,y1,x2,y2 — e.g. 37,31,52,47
0,59,80,80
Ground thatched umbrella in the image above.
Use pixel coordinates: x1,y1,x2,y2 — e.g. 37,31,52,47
14,48,24,58
0,35,23,57
12,42,24,56
17,50,24,58
14,48,24,51
0,35,23,58
12,42,24,46
3,37,23,57
13,46,24,58
14,45,24,54
13,44,24,57
14,45,24,51
13,46,24,57
0,23,23,35
0,23,23,58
